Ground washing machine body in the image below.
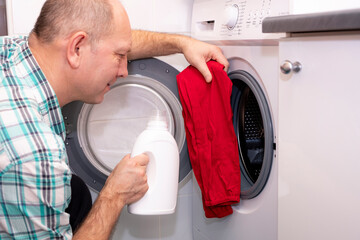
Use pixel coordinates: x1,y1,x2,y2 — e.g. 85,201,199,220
62,55,195,240
191,0,288,239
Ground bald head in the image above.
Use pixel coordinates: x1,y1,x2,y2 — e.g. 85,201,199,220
32,0,124,43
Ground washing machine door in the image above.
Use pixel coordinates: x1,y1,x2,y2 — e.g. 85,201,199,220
62,58,190,192
229,68,275,199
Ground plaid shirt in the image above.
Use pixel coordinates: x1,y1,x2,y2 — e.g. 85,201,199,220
0,36,72,239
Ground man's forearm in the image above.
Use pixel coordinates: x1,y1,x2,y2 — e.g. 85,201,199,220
72,193,124,240
128,29,229,83
72,154,148,240
128,30,190,60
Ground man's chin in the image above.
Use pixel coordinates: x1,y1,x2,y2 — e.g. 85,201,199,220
83,96,104,105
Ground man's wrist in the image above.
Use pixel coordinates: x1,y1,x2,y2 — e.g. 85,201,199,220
172,33,190,54
97,186,126,212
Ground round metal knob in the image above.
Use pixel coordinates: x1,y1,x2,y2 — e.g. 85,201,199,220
280,60,302,74
223,4,239,30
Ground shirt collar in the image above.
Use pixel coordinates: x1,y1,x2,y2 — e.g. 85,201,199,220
23,37,66,140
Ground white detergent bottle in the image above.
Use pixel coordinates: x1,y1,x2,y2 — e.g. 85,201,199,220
128,112,179,215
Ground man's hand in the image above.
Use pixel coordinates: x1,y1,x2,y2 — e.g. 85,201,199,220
73,154,149,239
179,37,229,83
103,153,149,206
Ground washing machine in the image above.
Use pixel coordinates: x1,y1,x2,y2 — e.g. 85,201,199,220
6,0,195,239
191,0,287,239
62,55,194,240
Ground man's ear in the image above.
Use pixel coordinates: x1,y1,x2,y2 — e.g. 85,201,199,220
67,31,88,69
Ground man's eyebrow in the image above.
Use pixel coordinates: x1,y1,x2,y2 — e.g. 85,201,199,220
116,47,131,54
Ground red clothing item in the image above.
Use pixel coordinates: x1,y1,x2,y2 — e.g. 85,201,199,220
177,61,240,218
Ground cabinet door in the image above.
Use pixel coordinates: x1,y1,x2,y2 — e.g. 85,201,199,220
278,34,360,240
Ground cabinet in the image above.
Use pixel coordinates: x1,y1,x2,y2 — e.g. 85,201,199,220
278,33,360,240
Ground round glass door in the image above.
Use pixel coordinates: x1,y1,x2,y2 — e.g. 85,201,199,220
62,58,190,192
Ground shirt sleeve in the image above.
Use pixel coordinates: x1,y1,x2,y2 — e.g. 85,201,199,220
0,86,73,239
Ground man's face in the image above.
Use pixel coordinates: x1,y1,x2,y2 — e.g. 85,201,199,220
79,3,131,104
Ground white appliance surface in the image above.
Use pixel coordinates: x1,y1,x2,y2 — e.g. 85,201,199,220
191,0,284,239
278,33,360,240
112,170,194,240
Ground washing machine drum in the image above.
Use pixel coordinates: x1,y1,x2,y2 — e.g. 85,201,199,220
62,58,190,192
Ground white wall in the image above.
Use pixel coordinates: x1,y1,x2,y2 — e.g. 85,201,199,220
290,0,360,14
6,0,194,36
6,0,45,35
120,0,193,34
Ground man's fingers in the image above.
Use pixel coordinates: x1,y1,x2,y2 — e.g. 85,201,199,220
211,48,229,72
196,61,213,83
133,153,149,166
217,57,229,72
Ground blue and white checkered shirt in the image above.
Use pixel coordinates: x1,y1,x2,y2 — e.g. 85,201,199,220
0,36,72,239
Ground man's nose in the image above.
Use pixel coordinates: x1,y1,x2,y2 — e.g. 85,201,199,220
117,60,128,78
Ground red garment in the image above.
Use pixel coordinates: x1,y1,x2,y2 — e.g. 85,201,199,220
177,61,240,218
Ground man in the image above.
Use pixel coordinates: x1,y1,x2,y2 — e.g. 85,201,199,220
0,0,229,239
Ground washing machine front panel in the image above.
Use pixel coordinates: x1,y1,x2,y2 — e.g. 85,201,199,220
62,58,191,193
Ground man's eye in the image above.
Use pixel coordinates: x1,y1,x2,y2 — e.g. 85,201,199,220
117,54,126,60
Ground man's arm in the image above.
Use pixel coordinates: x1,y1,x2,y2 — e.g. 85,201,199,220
128,30,183,59
128,30,229,83
72,154,148,240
